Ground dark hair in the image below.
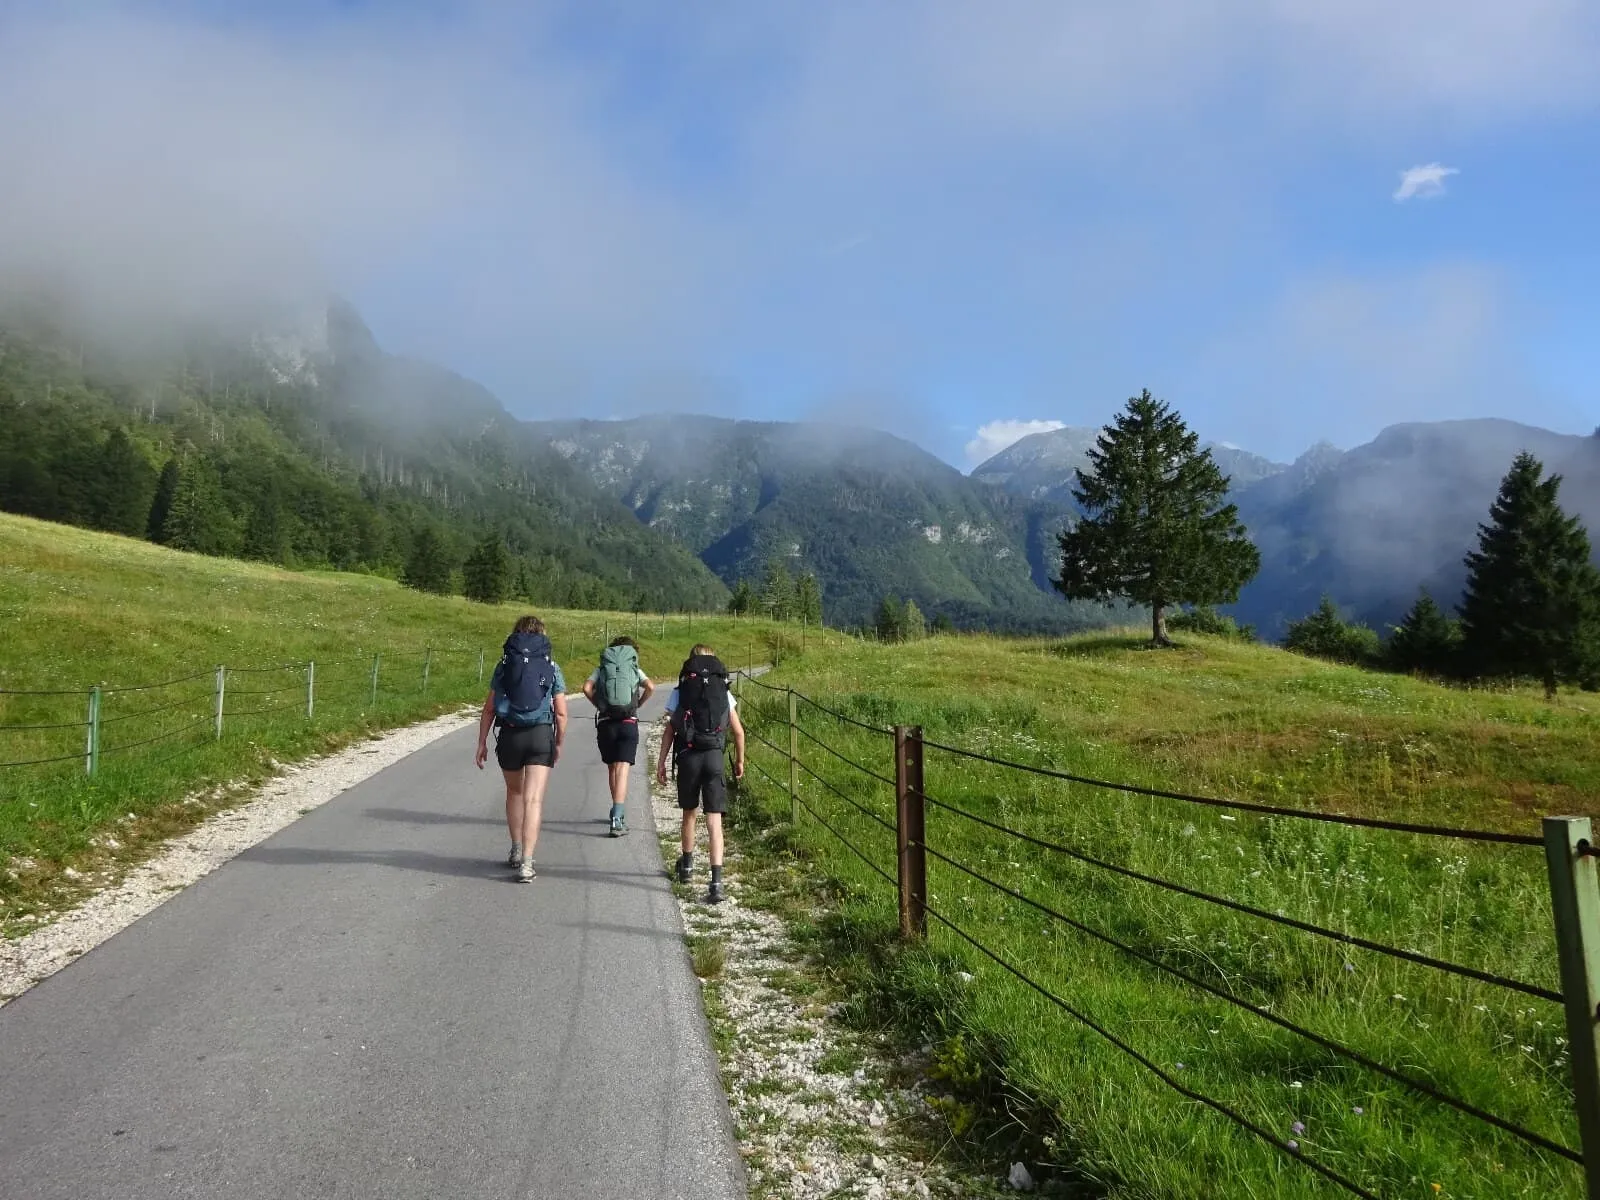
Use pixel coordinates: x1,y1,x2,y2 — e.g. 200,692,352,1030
609,636,637,649
514,616,545,635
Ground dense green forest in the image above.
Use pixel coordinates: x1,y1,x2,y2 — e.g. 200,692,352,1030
0,302,728,613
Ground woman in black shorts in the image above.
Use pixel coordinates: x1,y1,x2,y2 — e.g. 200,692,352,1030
581,636,654,836
474,616,568,882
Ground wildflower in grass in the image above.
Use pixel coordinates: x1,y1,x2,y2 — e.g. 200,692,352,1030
1286,1140,1299,1152
1352,1107,1363,1116
1343,962,1355,973
1290,1122,1305,1135
1174,1063,1185,1071
1289,1081,1303,1089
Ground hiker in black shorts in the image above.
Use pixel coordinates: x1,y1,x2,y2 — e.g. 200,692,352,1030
581,636,655,836
474,616,567,882
654,644,745,904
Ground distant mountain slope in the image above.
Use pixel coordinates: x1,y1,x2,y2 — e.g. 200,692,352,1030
0,297,729,612
532,416,1100,631
973,425,1286,503
1230,419,1600,637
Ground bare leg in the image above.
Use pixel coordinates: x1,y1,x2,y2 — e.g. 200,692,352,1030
502,769,524,845
521,765,552,858
608,761,630,807
680,809,696,856
706,812,724,867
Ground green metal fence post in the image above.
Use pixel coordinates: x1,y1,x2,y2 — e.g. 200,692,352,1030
477,648,485,684
85,686,101,777
370,654,380,707
1545,816,1600,1199
307,661,315,721
213,666,225,740
423,647,432,695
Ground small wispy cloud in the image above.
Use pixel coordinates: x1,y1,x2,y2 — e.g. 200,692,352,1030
825,232,873,256
964,418,1065,466
1393,163,1459,202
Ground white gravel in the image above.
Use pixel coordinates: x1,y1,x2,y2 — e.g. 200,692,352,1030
646,723,1001,1200
0,709,475,1005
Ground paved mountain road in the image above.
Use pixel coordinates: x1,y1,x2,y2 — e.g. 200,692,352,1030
0,694,746,1200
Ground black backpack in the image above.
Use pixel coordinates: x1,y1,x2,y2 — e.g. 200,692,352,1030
674,654,729,753
495,632,557,726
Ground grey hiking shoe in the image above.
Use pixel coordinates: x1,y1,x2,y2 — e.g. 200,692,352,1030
706,881,726,905
518,857,536,883
675,854,692,884
507,842,524,868
609,805,627,837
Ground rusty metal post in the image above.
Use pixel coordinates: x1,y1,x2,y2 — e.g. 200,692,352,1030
895,725,927,940
788,689,800,824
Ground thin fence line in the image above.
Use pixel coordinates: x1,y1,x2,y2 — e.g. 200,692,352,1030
920,901,1380,1199
793,689,895,735
0,686,89,697
744,725,790,760
223,663,301,675
224,683,306,697
0,718,91,733
793,756,898,835
0,750,88,767
922,791,1562,1005
920,735,1542,847
226,705,301,718
99,692,213,724
99,718,212,756
790,786,899,890
101,669,217,695
920,838,1580,1164
794,723,897,787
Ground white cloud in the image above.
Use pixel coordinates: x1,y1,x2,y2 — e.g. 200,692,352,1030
965,420,1066,466
1393,163,1460,201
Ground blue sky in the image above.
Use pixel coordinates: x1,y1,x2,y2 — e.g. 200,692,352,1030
2,1,1598,467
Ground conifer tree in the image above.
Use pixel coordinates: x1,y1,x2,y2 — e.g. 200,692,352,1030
727,579,753,617
875,595,906,643
1284,595,1380,664
462,533,512,604
794,572,823,626
1386,589,1460,676
90,427,156,536
402,525,454,594
902,598,927,640
147,457,180,543
1458,452,1600,696
161,455,237,556
760,558,795,620
1056,389,1259,644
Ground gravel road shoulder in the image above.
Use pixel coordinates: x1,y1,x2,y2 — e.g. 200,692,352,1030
0,709,475,1005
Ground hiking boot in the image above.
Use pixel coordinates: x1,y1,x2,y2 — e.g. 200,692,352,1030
518,857,536,883
706,881,726,905
675,854,693,884
507,842,524,868
609,804,627,837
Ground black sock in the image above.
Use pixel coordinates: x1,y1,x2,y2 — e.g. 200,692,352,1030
679,852,693,870
711,865,723,884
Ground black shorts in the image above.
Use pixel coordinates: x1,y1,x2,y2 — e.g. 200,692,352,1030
676,748,727,814
596,718,639,765
495,722,555,771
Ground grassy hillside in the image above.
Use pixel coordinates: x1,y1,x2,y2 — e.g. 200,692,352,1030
734,633,1598,1197
0,513,822,932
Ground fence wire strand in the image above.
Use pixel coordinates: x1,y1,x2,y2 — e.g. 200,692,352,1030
794,723,897,787
922,791,1561,1005
99,718,212,756
0,717,90,733
919,837,1580,1164
793,689,895,735
920,735,1543,847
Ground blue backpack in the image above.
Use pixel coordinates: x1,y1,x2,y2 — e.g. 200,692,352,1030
494,632,557,727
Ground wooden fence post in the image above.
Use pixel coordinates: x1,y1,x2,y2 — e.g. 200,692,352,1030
787,689,800,824
85,687,101,777
1546,816,1600,1199
895,725,927,940
306,661,315,720
213,666,225,740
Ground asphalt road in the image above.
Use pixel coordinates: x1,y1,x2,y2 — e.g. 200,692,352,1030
0,693,747,1200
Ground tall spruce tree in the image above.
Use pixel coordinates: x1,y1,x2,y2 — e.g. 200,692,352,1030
760,558,795,621
795,572,823,626
161,456,237,555
1386,589,1461,676
902,598,927,640
462,533,512,604
875,595,907,642
1458,452,1600,696
1056,390,1259,644
90,427,156,536
147,457,180,543
727,579,754,617
402,525,454,594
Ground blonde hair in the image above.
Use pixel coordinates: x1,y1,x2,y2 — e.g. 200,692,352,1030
691,643,715,656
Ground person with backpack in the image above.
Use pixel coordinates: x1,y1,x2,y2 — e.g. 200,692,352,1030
474,615,568,883
581,635,655,837
654,644,745,904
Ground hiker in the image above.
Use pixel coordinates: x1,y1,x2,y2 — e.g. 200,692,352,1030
475,615,567,882
654,644,745,904
581,635,655,836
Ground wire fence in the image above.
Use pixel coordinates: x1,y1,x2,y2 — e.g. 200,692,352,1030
732,671,1598,1198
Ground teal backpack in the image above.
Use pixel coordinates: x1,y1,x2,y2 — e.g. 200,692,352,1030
598,644,641,721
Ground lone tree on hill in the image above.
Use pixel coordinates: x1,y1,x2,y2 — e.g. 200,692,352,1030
1386,589,1461,676
795,571,823,626
727,578,753,617
1458,452,1600,697
1055,390,1260,645
402,525,455,595
760,558,795,621
462,533,512,604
